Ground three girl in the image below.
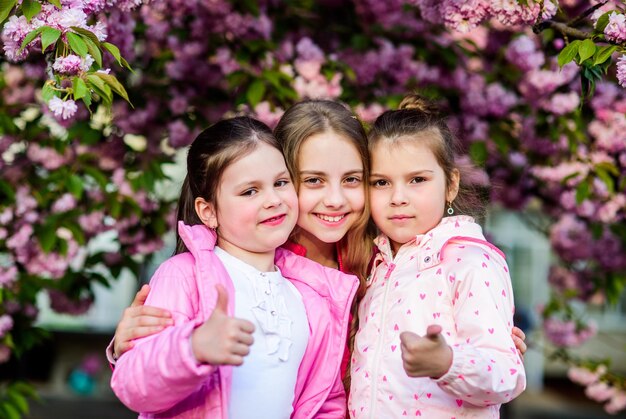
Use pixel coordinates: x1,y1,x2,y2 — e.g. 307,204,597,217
110,98,527,417
110,117,357,417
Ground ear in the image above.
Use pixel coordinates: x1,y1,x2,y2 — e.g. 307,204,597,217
194,197,218,229
446,168,460,203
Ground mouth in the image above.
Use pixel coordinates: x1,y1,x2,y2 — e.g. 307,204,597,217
389,215,414,221
314,213,347,223
261,214,287,225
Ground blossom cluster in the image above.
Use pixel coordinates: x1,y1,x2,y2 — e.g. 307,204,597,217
568,366,626,414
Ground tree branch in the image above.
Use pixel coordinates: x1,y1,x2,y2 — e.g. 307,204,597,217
533,20,590,40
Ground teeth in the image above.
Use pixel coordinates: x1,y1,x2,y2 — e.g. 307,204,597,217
317,214,344,222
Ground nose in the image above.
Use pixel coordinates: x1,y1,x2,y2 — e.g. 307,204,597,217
264,188,282,209
390,185,408,207
322,183,347,208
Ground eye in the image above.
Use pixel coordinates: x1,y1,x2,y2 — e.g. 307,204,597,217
344,176,362,185
303,177,323,185
275,179,290,188
410,177,426,184
241,188,258,196
371,179,388,187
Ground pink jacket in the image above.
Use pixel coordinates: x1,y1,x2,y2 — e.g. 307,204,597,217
111,222,358,418
349,216,526,418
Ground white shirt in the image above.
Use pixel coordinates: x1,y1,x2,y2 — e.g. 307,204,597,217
215,247,309,419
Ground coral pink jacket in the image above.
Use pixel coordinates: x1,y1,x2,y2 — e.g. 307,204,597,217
111,222,358,418
349,216,526,418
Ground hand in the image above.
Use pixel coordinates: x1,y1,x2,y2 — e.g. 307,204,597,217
113,284,173,359
191,285,255,366
512,326,527,358
400,325,453,379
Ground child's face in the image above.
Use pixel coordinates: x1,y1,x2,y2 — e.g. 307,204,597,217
210,142,298,260
369,138,458,253
296,131,365,245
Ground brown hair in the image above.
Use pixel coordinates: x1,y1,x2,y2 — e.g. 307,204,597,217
274,100,375,392
369,94,485,220
174,116,280,254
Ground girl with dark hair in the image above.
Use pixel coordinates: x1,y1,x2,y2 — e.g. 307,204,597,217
349,95,526,418
110,116,357,418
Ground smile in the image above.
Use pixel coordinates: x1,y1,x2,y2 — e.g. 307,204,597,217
261,214,286,225
315,213,346,223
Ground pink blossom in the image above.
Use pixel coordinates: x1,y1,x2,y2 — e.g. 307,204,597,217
6,224,33,250
354,102,385,123
58,8,88,29
0,315,13,338
0,265,18,287
568,366,601,386
604,12,626,43
0,345,11,364
48,97,78,120
505,35,545,71
543,317,597,347
586,382,616,402
253,101,284,130
617,55,626,88
597,194,626,223
0,209,12,225
167,120,191,148
605,390,626,415
48,289,94,315
27,144,69,171
541,92,580,115
52,54,93,75
52,193,77,213
78,211,106,234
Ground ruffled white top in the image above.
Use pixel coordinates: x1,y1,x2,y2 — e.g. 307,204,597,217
214,247,309,419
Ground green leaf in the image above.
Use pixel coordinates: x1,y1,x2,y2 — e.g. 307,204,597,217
41,81,56,102
557,40,580,68
66,32,88,57
0,402,20,419
246,79,266,107
578,39,596,63
593,45,617,66
594,12,611,33
86,74,113,105
67,173,84,198
595,166,615,194
21,0,41,22
70,26,100,47
575,178,590,204
6,389,29,414
38,223,58,253
102,42,122,66
19,27,44,52
72,77,89,100
94,72,131,104
0,0,17,24
40,26,61,52
47,0,61,8
469,141,488,166
83,37,102,68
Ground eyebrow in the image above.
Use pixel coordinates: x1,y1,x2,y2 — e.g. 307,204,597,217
299,169,364,176
234,170,291,189
370,170,434,177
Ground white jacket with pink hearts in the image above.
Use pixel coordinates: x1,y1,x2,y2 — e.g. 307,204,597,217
349,216,526,418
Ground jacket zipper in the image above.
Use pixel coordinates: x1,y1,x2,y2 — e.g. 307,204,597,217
368,260,396,418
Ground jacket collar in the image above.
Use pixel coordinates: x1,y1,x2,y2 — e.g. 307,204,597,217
373,216,502,270
177,221,217,256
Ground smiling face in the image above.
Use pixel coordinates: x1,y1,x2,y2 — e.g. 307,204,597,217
295,131,366,247
200,142,298,266
369,136,459,253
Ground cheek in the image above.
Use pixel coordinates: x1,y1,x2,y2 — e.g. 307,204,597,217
368,191,386,221
346,188,366,213
297,188,319,213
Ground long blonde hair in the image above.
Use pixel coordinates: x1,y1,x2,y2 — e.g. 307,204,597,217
274,100,376,392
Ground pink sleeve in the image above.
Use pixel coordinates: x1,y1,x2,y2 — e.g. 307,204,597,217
110,259,215,414
435,251,526,406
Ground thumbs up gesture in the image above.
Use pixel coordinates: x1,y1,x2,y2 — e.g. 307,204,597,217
191,285,255,366
399,325,453,379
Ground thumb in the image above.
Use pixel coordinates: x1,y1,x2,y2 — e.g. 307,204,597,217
213,284,229,314
131,284,151,307
425,324,443,340
400,331,420,347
